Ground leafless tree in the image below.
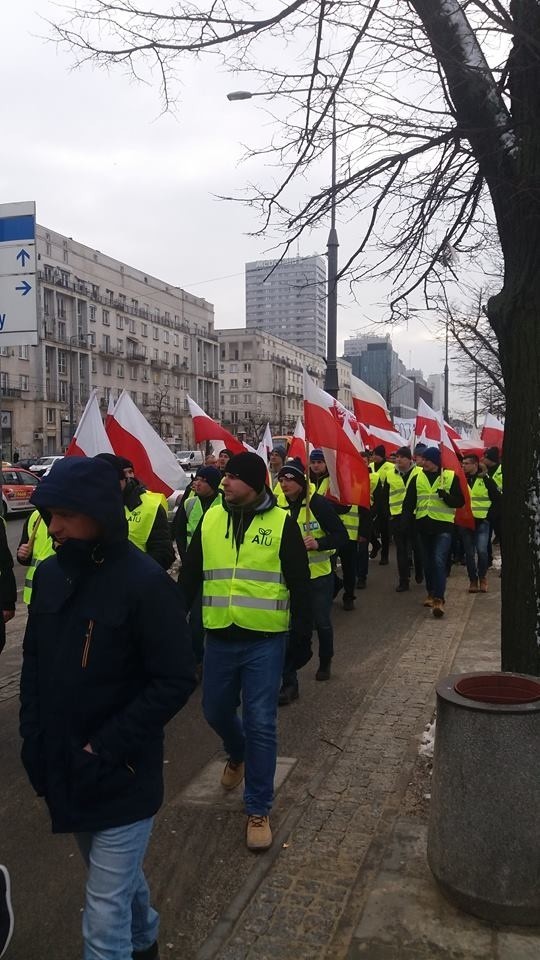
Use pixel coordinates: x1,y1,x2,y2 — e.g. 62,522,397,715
446,291,505,422
148,387,172,438
51,0,540,672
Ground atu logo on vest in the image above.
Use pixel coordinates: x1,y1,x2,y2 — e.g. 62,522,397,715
251,527,273,546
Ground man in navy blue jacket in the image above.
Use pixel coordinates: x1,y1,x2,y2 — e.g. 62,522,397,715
19,457,196,960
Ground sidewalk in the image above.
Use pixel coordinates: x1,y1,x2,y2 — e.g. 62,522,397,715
196,567,540,960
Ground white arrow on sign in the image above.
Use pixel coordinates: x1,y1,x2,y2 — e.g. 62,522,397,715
0,275,38,346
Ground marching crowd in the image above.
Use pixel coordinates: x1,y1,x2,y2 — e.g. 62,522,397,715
0,438,502,960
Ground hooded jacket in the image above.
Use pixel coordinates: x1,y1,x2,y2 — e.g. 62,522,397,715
19,456,196,834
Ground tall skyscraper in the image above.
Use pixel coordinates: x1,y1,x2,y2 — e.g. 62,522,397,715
245,255,327,357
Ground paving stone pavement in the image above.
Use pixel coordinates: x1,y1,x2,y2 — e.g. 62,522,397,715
197,580,480,960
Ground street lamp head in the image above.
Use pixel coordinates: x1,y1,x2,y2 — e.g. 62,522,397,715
226,90,254,101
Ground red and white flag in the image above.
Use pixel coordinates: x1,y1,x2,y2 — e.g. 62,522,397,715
480,412,504,452
287,417,307,466
106,391,186,496
105,393,116,429
362,423,404,455
256,423,273,465
187,396,245,455
303,372,370,507
351,374,394,430
415,398,444,443
65,390,114,458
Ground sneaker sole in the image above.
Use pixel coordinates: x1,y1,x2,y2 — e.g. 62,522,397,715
0,865,14,960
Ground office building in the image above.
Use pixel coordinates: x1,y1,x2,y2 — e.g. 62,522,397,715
245,255,327,357
218,328,352,441
342,334,416,419
0,224,218,459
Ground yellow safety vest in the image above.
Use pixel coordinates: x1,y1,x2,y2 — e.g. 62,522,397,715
387,466,420,517
342,505,360,541
277,483,334,579
415,469,457,523
23,510,56,605
469,476,491,520
185,494,219,546
314,475,330,496
125,491,163,553
201,505,290,632
492,465,503,492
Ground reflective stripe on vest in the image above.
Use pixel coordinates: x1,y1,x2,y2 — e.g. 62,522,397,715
23,510,56,604
125,491,161,552
415,469,457,523
469,476,491,520
387,466,420,517
201,505,290,632
342,506,359,541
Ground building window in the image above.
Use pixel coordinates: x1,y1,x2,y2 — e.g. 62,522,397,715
59,380,68,402
230,363,238,373
117,364,124,378
91,284,99,299
46,407,56,424
20,375,29,391
153,348,158,360
116,314,124,330
244,363,251,372
230,379,238,388
174,333,179,347
103,334,111,352
164,330,169,343
58,320,66,342
142,393,149,406
129,365,137,380
141,323,148,337
153,327,159,341
163,351,169,363
243,378,251,386
103,309,110,326
230,411,238,423
103,360,111,376
105,289,114,303
45,233,51,256
130,391,137,403
117,338,124,354
128,318,136,334
89,305,96,322
91,357,97,374
18,344,29,360
56,294,66,318
58,351,67,375
183,336,188,349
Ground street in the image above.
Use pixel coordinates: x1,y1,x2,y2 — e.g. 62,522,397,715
0,553,419,959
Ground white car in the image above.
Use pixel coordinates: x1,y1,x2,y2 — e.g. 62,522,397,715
29,455,64,478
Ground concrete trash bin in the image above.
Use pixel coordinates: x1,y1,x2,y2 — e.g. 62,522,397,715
427,671,540,926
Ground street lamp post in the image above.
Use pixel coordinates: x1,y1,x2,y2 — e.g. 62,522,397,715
227,87,340,398
444,316,449,422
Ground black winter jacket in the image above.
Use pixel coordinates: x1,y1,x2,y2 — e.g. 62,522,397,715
19,456,196,833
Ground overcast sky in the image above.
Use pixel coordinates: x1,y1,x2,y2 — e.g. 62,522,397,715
2,2,457,404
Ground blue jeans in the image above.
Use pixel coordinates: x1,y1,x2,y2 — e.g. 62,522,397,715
460,521,490,580
419,530,452,601
75,818,158,960
202,632,287,815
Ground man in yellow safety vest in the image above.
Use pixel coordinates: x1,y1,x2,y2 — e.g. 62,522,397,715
388,447,423,592
460,454,500,593
17,509,56,604
179,452,312,852
402,446,464,618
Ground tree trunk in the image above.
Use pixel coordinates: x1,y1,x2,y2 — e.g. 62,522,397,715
490,287,540,676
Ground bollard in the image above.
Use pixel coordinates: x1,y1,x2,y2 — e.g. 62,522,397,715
427,671,540,925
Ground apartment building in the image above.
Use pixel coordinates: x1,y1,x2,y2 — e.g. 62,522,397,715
245,255,327,357
218,328,352,442
0,225,218,459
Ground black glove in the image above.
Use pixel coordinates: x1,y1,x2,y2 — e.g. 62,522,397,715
288,634,313,670
437,489,450,503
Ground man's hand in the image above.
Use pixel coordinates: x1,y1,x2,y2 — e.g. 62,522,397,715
17,543,31,561
2,610,14,624
303,536,319,551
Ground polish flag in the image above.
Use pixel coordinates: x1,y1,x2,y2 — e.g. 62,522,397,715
415,398,444,442
106,391,187,496
439,421,474,529
454,438,485,458
303,372,370,507
287,417,307,466
351,375,394,430
362,423,405,455
256,423,273,465
480,412,504,452
187,396,245,454
65,390,114,457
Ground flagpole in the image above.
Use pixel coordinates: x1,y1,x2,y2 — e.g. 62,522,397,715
304,436,311,524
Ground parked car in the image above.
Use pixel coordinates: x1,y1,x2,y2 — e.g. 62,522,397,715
1,467,39,517
175,450,204,470
29,455,64,478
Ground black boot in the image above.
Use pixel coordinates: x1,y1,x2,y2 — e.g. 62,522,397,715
278,683,299,706
315,660,332,681
133,944,159,960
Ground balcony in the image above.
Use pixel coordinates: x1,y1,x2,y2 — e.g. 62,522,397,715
0,387,22,399
128,350,147,362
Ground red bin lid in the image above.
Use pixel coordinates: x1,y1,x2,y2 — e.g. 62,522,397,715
454,674,540,705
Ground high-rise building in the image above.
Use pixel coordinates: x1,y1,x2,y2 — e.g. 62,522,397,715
342,334,416,418
0,224,219,459
245,255,327,357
